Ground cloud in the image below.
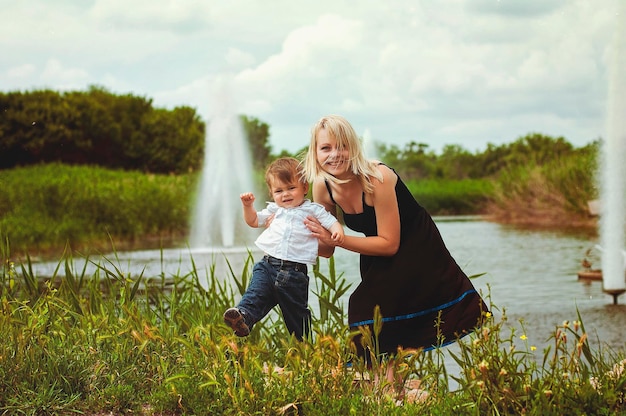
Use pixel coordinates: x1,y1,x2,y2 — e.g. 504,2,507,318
40,59,90,89
0,0,619,154
90,0,210,33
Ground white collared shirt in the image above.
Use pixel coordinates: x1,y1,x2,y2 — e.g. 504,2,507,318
255,199,339,265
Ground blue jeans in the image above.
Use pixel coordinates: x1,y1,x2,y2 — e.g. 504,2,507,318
236,256,311,340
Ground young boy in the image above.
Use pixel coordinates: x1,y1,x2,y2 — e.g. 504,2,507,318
223,157,344,340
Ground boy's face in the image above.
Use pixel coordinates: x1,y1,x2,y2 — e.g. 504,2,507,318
269,177,308,208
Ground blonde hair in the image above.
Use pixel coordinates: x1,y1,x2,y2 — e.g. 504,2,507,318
265,157,306,191
303,115,383,194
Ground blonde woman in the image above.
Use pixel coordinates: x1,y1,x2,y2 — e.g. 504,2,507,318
303,115,487,363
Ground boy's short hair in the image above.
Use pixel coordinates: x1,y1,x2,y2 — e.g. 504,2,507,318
265,157,306,190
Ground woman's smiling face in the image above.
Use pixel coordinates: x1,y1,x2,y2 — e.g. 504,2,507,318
316,128,351,178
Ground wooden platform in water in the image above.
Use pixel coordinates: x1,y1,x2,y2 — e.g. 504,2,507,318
578,269,603,281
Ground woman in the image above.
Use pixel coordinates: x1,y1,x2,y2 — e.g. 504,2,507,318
303,115,487,361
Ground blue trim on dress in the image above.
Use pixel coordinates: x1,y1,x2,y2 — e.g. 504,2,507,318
349,289,478,328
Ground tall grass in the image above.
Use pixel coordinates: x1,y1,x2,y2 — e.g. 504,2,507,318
1,243,625,415
405,178,495,215
488,150,598,227
0,163,197,253
1,165,496,259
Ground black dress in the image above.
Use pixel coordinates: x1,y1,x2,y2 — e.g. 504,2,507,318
325,169,487,356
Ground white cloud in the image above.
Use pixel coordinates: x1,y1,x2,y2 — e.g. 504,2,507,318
0,0,620,154
6,64,37,80
40,59,89,88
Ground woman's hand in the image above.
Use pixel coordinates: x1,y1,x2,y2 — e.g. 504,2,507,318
304,215,337,257
304,215,330,241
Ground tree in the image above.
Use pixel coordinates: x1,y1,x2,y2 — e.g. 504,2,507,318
240,115,271,170
0,87,206,173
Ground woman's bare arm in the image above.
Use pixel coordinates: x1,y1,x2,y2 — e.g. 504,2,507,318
306,166,401,257
307,180,337,258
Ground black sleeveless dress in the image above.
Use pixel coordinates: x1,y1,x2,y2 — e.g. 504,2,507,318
326,169,487,356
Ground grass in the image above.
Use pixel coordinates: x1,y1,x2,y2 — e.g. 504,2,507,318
405,178,495,215
487,150,599,228
1,164,497,260
1,242,625,415
0,163,196,255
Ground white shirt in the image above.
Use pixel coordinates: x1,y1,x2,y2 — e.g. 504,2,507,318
255,199,339,265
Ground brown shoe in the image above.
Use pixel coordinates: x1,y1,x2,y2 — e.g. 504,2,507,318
223,308,250,337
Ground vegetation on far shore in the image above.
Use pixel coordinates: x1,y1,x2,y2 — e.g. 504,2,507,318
0,153,598,260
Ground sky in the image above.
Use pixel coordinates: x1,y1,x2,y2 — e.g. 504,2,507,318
1,0,623,155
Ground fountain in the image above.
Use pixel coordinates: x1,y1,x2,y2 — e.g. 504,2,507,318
599,3,626,304
362,128,378,159
189,87,259,250
184,85,263,286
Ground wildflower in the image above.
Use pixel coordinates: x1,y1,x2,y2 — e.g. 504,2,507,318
608,359,626,379
473,338,481,346
520,334,527,340
562,372,570,380
530,345,537,351
499,368,508,377
589,376,601,391
562,320,569,328
544,389,553,398
479,360,489,373
573,320,580,331
485,311,492,319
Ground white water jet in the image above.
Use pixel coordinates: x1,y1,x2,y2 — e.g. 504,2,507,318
189,88,258,249
362,128,378,159
599,3,626,299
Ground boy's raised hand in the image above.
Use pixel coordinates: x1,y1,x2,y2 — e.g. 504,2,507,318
331,230,345,245
240,192,255,207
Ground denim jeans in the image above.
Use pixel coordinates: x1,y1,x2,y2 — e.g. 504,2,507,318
236,258,311,340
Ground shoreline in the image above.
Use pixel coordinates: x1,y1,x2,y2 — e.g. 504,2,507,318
7,213,600,264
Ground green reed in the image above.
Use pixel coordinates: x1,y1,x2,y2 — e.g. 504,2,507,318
0,163,196,253
490,150,598,223
405,178,495,215
1,243,625,415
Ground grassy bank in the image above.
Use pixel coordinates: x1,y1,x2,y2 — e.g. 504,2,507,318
0,164,494,258
0,156,599,258
487,148,599,230
0,163,197,257
1,248,625,415
406,178,494,215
